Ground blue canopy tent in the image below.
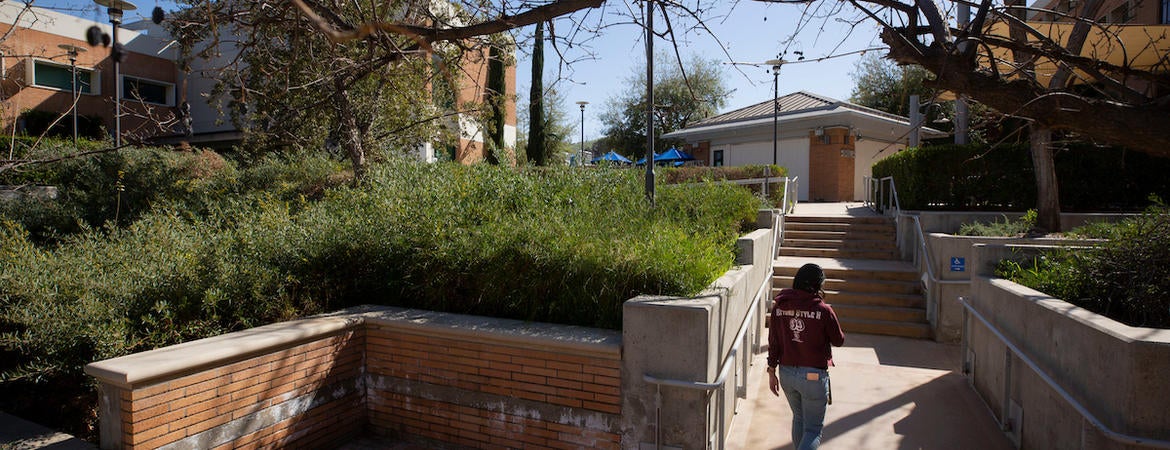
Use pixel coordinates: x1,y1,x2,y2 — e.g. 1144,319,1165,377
636,148,695,166
591,150,633,164
635,152,660,166
657,147,696,163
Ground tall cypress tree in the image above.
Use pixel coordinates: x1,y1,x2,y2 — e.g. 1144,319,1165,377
527,22,547,165
484,41,506,165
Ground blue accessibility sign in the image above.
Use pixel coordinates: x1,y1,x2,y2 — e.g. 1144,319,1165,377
950,257,966,272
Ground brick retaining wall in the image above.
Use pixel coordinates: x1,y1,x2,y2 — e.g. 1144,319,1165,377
365,322,621,448
86,307,622,449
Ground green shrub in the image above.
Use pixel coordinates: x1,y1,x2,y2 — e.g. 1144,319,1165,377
957,209,1038,236
996,203,1170,328
872,143,1170,211
1,160,761,436
659,164,788,183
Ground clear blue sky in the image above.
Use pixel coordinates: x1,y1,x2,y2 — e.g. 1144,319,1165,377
520,2,887,142
34,0,885,143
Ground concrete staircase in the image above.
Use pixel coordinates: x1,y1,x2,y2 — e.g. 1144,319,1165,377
774,215,931,339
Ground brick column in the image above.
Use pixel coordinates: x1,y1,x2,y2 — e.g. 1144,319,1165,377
808,128,856,201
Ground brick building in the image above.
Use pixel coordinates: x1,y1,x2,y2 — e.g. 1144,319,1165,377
663,91,944,202
0,2,178,142
1,2,516,163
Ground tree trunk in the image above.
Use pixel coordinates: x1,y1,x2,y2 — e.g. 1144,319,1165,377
333,78,366,183
1030,127,1061,232
527,22,547,165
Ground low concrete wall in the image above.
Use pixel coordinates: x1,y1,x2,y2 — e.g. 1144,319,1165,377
912,211,1134,234
925,233,1095,343
0,185,58,201
891,210,1122,343
964,244,1170,449
621,215,775,449
85,315,367,449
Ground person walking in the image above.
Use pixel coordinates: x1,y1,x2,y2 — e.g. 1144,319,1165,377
767,263,845,450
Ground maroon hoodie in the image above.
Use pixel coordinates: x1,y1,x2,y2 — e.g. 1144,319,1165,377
767,288,845,369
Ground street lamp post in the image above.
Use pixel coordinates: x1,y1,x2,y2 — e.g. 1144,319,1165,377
576,101,588,167
94,0,137,147
57,44,87,148
764,59,786,200
644,0,655,204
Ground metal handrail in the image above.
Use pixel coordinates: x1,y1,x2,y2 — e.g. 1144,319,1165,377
958,297,1170,449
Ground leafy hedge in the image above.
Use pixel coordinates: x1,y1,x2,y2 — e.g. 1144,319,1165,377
1,156,761,437
995,203,1170,328
1,145,347,242
871,143,1170,211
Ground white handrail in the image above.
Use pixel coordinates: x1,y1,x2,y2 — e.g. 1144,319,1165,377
959,297,1170,449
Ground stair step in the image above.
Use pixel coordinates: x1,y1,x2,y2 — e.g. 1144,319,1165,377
839,318,932,339
774,265,919,282
785,222,896,233
824,290,926,308
786,216,892,225
782,230,895,241
779,247,899,260
783,238,897,250
774,277,920,295
832,304,926,322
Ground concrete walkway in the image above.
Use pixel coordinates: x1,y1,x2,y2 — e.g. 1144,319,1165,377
790,201,880,218
734,202,1011,449
727,334,1012,450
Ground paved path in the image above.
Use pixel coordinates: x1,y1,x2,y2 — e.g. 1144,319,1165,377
790,201,880,218
728,329,1012,450
0,412,94,450
741,201,1011,449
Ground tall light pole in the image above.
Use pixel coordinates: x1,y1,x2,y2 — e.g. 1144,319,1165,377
576,101,588,167
764,59,786,199
644,0,655,204
58,44,87,148
94,0,137,147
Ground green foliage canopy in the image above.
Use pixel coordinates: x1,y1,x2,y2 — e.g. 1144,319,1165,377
599,53,730,158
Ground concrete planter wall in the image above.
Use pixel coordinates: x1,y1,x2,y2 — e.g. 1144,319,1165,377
963,243,1170,449
87,210,778,449
890,210,1127,343
924,233,1096,343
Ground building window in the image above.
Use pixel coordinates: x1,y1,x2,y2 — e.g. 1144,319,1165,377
713,149,724,167
1164,0,1170,23
122,76,174,106
1109,2,1131,22
31,60,96,94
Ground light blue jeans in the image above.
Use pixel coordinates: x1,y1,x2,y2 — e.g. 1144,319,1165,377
778,365,830,450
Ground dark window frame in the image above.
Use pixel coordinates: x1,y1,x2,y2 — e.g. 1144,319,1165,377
31,59,96,94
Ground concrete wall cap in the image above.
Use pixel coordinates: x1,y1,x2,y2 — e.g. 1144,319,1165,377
625,294,719,310
358,306,621,359
988,277,1170,345
84,315,360,388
